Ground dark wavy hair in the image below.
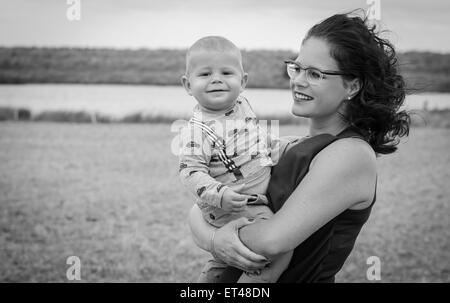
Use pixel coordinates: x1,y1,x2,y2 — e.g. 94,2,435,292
304,11,410,155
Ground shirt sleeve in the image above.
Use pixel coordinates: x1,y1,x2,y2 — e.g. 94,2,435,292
178,124,228,208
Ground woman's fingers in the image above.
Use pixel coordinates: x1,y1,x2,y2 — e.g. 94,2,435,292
233,241,269,264
213,217,269,271
228,217,269,263
216,245,267,271
229,253,267,271
230,216,254,229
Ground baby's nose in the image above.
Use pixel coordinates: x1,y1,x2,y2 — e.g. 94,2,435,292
210,73,223,83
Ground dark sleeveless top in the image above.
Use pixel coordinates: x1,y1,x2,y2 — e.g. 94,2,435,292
222,127,376,283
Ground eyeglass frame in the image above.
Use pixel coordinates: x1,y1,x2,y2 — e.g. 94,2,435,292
284,59,351,85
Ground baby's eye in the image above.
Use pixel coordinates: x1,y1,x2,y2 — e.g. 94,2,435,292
222,71,234,75
198,72,210,77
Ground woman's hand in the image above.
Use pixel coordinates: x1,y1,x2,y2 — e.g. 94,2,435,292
213,217,270,272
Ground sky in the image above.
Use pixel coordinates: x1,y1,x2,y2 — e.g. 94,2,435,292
1,0,449,53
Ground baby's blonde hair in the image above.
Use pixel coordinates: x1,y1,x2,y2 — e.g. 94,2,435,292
185,36,243,74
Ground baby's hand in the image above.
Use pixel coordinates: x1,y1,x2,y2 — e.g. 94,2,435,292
221,188,249,213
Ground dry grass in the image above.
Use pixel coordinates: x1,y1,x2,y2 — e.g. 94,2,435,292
0,122,449,282
1,106,450,128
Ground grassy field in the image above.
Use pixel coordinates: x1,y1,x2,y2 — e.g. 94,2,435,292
0,122,449,282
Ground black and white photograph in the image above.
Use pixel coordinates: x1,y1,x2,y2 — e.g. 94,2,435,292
0,0,449,285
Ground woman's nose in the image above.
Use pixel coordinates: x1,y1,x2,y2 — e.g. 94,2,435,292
292,69,308,87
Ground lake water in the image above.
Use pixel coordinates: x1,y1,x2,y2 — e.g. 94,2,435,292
0,84,448,118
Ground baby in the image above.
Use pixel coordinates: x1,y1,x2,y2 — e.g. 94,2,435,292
178,36,292,283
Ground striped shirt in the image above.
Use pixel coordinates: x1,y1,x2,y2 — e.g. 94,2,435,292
179,95,280,210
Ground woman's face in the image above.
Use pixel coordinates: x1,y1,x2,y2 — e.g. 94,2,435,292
289,37,352,120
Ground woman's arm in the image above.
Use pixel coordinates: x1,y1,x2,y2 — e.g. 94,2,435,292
239,138,377,258
189,204,269,271
188,204,216,252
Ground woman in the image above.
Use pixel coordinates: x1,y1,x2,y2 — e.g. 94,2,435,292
189,12,410,282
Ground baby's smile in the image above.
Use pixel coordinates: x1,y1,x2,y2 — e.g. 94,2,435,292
206,89,229,93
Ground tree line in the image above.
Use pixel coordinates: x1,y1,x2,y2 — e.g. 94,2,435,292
0,47,449,92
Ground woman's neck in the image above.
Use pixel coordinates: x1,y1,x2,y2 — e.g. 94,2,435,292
308,115,349,137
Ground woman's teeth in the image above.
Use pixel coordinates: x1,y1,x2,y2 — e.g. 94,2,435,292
295,92,313,100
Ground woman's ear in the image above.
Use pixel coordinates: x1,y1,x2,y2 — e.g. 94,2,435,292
346,78,361,99
181,75,192,95
240,73,249,92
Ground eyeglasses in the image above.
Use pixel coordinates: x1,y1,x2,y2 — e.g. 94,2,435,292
284,59,349,85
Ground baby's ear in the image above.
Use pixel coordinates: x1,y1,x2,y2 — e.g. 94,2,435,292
181,75,192,95
240,72,249,92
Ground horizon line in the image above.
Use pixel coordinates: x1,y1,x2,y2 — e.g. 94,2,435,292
1,45,449,55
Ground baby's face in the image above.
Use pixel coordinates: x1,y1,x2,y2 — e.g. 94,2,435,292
183,51,247,111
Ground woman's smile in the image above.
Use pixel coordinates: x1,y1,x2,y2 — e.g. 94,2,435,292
293,91,314,102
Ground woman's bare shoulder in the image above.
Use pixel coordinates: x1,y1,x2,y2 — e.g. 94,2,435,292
311,137,377,185
305,137,377,209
